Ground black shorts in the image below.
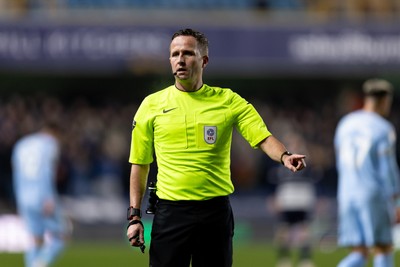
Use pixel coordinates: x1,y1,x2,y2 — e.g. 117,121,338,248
149,196,234,267
279,210,309,225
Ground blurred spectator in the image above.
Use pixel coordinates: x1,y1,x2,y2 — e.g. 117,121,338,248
265,0,305,9
340,0,398,19
0,0,27,16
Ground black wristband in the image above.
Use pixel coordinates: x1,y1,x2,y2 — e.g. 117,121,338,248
280,151,292,165
127,207,142,220
127,219,143,229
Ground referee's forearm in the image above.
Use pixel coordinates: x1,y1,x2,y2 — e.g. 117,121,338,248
129,164,150,209
259,135,288,163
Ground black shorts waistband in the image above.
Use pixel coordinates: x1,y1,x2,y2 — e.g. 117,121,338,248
157,195,229,207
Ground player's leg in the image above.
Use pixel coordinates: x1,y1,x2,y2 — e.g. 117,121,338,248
337,248,368,267
37,208,68,266
296,215,315,267
26,237,43,267
360,198,393,267
373,247,394,267
21,208,44,267
276,232,291,266
337,202,368,267
38,233,65,266
274,212,292,267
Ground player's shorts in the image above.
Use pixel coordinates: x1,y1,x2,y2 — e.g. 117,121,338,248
279,210,310,225
338,197,393,247
20,204,66,238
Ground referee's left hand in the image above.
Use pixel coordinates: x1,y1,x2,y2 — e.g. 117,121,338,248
283,154,306,172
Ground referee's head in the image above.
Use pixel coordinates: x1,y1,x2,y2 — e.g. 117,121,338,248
172,28,209,57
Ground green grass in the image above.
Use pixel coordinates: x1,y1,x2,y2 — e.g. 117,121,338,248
1,241,399,267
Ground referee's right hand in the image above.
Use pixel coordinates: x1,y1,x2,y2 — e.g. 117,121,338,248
127,220,145,247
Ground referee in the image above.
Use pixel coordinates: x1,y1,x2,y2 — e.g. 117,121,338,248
126,28,307,267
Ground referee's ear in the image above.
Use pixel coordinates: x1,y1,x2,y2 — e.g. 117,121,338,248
202,56,209,68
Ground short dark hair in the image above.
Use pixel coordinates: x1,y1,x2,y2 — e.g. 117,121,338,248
172,28,209,56
42,118,62,134
363,78,393,97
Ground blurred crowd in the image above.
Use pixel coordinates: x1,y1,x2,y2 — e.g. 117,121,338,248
1,81,398,216
0,83,398,227
0,92,137,212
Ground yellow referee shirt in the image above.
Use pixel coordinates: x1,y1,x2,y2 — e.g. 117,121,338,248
129,84,271,200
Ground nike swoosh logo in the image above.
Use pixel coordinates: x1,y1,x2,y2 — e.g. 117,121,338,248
163,107,177,113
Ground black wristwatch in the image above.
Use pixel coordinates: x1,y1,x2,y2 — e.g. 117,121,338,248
280,151,292,165
127,206,142,220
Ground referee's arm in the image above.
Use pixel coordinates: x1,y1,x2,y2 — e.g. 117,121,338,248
259,135,306,172
127,163,149,247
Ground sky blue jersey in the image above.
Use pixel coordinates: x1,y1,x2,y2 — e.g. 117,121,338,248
334,110,400,203
12,132,60,210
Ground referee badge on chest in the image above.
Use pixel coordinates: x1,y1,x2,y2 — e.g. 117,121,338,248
204,126,217,144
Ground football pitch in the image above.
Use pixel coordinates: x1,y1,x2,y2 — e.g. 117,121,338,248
1,241,398,267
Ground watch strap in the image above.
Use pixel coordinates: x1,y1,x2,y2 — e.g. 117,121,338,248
127,206,142,220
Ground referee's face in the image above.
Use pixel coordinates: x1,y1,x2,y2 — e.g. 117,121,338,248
169,35,206,83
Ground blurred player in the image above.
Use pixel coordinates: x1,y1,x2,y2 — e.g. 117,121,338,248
12,120,69,267
269,133,317,267
334,79,400,267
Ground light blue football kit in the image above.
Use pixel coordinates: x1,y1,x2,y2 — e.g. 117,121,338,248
334,110,400,267
12,131,66,267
